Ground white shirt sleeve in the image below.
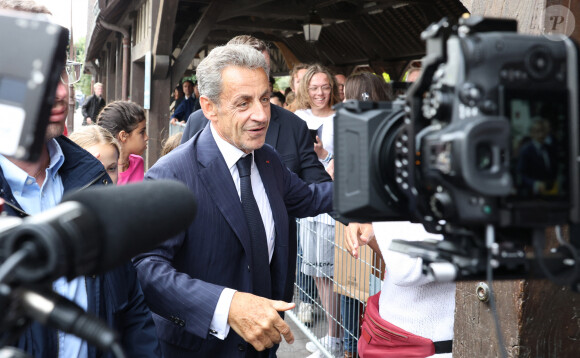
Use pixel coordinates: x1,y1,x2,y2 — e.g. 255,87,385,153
372,221,443,287
209,287,237,339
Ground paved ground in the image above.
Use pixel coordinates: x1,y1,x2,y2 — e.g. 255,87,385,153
278,314,315,358
278,307,336,358
71,106,84,132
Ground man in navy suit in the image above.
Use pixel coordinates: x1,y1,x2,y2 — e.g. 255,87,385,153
170,79,200,124
134,44,333,357
180,37,330,324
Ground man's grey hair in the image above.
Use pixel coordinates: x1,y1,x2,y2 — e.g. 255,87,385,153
0,0,51,14
196,44,269,105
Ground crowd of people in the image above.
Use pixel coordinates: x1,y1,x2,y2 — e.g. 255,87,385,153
0,1,456,357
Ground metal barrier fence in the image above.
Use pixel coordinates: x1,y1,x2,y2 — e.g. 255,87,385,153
288,216,385,358
169,121,186,136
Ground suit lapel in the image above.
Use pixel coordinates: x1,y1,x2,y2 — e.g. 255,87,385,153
255,148,290,300
197,127,253,261
254,149,287,245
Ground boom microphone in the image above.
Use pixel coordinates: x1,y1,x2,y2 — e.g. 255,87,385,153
17,288,118,351
2,180,196,283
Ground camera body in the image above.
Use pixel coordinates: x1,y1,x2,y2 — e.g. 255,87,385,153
336,16,579,229
334,16,580,281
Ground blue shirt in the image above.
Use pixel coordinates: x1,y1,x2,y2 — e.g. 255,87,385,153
0,139,88,358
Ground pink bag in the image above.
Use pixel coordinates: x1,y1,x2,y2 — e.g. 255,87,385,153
358,292,452,358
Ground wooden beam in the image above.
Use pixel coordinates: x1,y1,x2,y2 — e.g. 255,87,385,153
171,0,224,82
217,0,433,22
459,0,545,34
350,17,385,61
273,41,300,71
219,3,354,22
213,18,302,33
152,0,180,79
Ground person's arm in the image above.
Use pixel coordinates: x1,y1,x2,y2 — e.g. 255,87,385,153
372,221,443,287
274,148,333,218
134,165,225,339
313,135,329,161
344,222,381,260
117,263,163,357
81,96,91,119
134,226,296,349
289,111,332,183
97,98,106,118
133,243,225,340
171,99,186,122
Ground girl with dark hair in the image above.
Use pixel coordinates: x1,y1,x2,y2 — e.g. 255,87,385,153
344,71,393,102
97,101,149,184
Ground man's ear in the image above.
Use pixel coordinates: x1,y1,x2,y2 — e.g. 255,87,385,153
200,96,218,122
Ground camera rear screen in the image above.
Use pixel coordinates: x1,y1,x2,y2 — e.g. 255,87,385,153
506,91,568,201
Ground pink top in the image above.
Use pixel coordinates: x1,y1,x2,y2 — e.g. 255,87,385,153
118,154,144,185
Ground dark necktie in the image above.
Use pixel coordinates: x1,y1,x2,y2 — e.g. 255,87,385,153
236,154,272,298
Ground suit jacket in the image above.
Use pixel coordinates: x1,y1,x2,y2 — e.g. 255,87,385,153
81,94,105,122
134,125,333,358
180,105,331,304
172,96,200,122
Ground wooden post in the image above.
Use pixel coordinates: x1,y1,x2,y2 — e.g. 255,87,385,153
143,0,179,168
454,1,580,356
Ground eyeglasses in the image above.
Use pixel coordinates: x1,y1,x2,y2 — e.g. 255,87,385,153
60,60,83,85
409,60,422,69
307,85,332,93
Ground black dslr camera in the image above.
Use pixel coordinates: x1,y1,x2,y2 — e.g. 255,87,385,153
334,16,580,285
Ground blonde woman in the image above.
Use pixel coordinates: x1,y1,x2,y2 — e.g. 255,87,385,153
69,125,121,184
294,63,342,358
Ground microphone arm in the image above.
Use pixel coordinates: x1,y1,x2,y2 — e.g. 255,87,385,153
16,288,119,352
1,287,125,358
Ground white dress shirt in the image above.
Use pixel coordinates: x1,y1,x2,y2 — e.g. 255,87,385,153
208,122,276,339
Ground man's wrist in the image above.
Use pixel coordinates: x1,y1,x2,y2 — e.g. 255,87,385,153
322,152,333,163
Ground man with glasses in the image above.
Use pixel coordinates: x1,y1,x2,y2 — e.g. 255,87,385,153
81,81,105,125
0,1,161,357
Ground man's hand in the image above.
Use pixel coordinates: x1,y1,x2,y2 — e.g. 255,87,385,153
228,292,295,351
86,117,92,124
170,118,177,125
314,136,328,160
345,222,375,259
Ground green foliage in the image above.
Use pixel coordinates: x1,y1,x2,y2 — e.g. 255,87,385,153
274,76,290,93
73,36,91,97
182,75,197,84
